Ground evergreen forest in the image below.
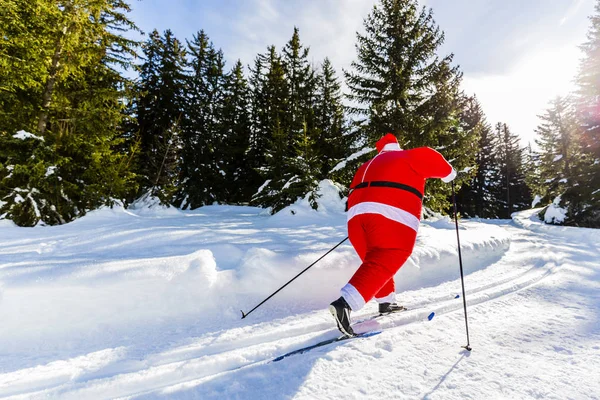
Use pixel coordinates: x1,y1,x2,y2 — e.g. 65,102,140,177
1,0,599,227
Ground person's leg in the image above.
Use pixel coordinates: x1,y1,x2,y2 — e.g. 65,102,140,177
339,216,367,312
374,278,396,304
342,215,416,311
348,216,367,261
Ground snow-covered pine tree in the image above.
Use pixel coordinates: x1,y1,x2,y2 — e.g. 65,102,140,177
344,0,469,212
495,123,531,218
455,95,501,218
1,0,139,226
135,29,185,204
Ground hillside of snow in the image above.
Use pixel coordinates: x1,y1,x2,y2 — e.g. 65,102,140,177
0,181,599,399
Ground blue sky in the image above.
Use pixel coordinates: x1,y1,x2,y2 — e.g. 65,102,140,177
127,0,595,145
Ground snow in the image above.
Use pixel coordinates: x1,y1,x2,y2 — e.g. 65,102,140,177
330,147,375,173
128,191,182,217
270,180,347,224
0,186,599,399
544,196,567,225
13,130,44,141
281,175,300,190
552,154,563,162
531,194,542,208
255,179,272,196
45,166,56,177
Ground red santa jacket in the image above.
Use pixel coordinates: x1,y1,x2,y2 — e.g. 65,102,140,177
347,134,456,231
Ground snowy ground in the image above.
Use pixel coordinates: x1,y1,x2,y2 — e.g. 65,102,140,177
0,183,599,399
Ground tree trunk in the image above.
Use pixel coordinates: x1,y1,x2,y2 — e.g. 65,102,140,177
37,5,72,137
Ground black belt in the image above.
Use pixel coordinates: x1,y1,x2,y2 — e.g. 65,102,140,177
351,181,423,199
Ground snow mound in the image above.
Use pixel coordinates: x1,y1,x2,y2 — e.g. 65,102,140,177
399,221,511,291
0,219,17,228
128,191,183,217
544,196,567,225
513,208,599,243
267,180,346,225
422,214,461,230
64,201,140,226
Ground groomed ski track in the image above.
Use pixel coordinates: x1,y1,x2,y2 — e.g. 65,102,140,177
0,207,598,399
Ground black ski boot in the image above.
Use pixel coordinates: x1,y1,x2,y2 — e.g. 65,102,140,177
378,302,407,314
329,297,355,337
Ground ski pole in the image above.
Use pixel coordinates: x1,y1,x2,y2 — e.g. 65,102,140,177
452,181,472,351
241,236,349,319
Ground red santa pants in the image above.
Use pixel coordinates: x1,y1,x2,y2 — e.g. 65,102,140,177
341,213,417,311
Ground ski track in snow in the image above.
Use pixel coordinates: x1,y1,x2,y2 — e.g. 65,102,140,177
0,202,599,399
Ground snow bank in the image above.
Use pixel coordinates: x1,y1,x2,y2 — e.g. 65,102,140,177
0,219,17,228
513,208,599,243
128,191,183,217
233,218,511,314
266,180,346,226
398,220,511,292
0,249,231,356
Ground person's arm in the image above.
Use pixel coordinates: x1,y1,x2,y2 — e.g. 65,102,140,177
408,147,456,182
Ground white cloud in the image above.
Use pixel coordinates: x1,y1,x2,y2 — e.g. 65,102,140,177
462,44,582,146
224,0,376,72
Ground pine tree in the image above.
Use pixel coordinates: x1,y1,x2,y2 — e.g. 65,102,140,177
172,30,227,208
532,97,581,206
495,123,531,218
221,60,253,203
524,142,543,208
0,0,55,135
251,46,298,212
344,0,469,211
455,95,500,218
1,0,139,226
578,0,600,161
135,29,185,203
572,0,600,226
246,52,270,192
315,58,351,180
281,28,320,207
282,28,316,151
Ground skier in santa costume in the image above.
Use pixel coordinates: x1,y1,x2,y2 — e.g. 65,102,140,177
330,133,456,336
